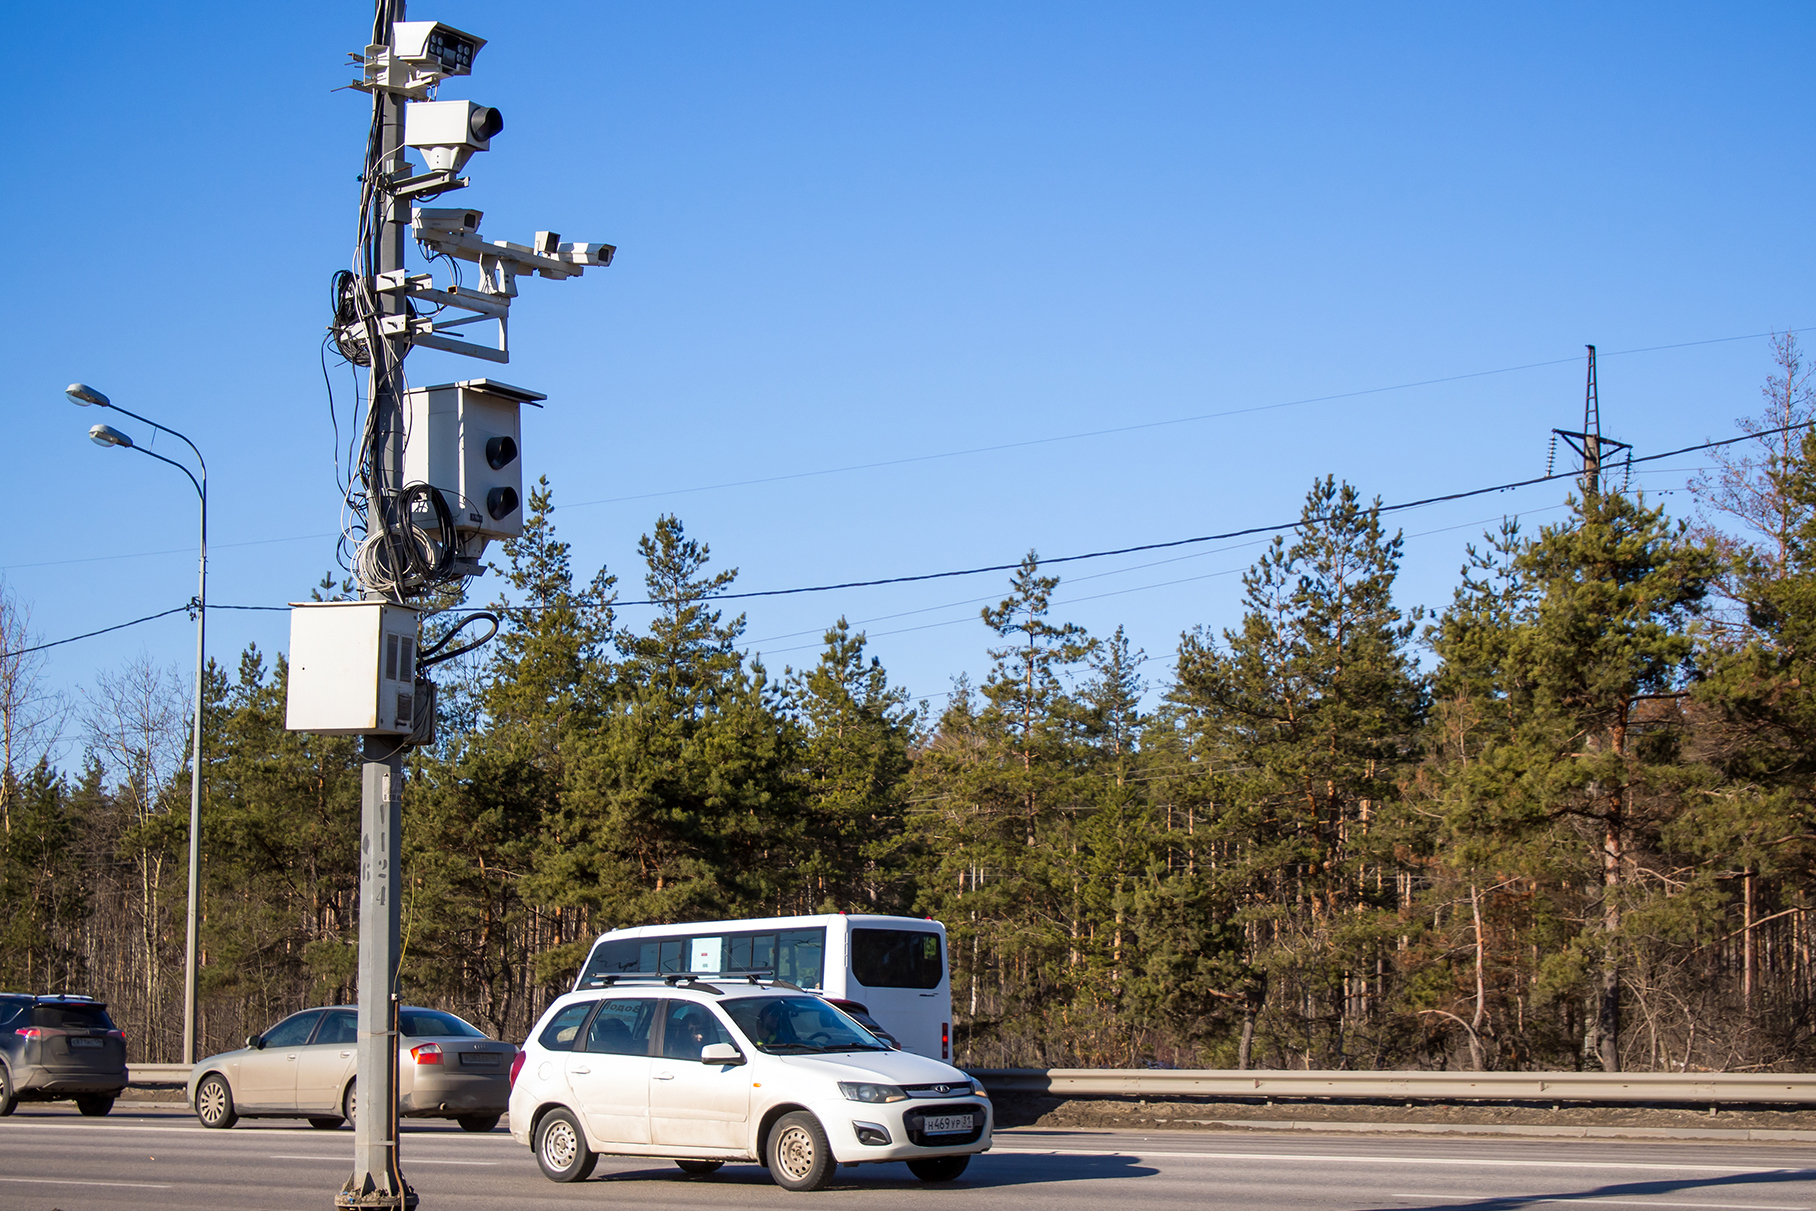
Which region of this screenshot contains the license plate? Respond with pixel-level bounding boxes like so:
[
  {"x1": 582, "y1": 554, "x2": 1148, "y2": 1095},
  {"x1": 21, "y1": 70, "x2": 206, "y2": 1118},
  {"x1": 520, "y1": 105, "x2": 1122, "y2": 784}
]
[
  {"x1": 70, "y1": 1038, "x2": 103, "y2": 1049},
  {"x1": 921, "y1": 1113, "x2": 972, "y2": 1134},
  {"x1": 458, "y1": 1052, "x2": 500, "y2": 1067}
]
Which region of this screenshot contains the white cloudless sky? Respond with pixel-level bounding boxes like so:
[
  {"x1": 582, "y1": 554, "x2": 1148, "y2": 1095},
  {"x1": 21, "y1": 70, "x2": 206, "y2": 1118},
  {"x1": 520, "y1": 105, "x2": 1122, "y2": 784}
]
[{"x1": 4, "y1": 1, "x2": 1812, "y2": 738}]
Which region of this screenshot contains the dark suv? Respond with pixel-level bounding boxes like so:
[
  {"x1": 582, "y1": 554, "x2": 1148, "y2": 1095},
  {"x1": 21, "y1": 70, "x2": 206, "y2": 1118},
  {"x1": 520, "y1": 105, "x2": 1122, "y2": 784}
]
[{"x1": 0, "y1": 995, "x2": 128, "y2": 1116}]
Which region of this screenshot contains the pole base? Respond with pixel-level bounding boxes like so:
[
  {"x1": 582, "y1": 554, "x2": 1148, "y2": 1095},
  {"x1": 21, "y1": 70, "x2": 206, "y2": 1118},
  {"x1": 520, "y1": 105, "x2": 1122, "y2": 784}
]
[{"x1": 336, "y1": 1178, "x2": 418, "y2": 1209}]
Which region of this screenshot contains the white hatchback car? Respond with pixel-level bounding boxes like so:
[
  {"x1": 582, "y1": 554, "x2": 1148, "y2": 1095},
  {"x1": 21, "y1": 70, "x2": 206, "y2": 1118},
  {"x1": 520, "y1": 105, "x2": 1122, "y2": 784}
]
[{"x1": 509, "y1": 977, "x2": 992, "y2": 1191}]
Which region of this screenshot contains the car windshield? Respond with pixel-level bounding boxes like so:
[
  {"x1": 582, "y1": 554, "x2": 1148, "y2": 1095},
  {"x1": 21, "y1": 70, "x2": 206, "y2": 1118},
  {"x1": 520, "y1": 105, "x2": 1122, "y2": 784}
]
[
  {"x1": 721, "y1": 996, "x2": 888, "y2": 1054},
  {"x1": 399, "y1": 1010, "x2": 486, "y2": 1039}
]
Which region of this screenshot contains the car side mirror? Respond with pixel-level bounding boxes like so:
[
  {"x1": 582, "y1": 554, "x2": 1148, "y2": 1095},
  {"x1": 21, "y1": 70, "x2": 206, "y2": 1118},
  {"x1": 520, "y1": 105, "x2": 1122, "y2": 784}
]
[
  {"x1": 246, "y1": 1035, "x2": 264, "y2": 1050},
  {"x1": 700, "y1": 1042, "x2": 744, "y2": 1066}
]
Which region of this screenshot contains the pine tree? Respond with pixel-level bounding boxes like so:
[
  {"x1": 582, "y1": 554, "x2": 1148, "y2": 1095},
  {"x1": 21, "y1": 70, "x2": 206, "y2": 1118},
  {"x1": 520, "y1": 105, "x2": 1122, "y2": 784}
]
[
  {"x1": 789, "y1": 618, "x2": 917, "y2": 914},
  {"x1": 1171, "y1": 478, "x2": 1424, "y2": 1068}
]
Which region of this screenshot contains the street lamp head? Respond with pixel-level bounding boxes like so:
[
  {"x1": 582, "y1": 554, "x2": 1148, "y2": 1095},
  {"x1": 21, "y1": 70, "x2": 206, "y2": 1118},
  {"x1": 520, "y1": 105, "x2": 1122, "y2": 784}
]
[
  {"x1": 89, "y1": 423, "x2": 133, "y2": 449},
  {"x1": 66, "y1": 382, "x2": 111, "y2": 408}
]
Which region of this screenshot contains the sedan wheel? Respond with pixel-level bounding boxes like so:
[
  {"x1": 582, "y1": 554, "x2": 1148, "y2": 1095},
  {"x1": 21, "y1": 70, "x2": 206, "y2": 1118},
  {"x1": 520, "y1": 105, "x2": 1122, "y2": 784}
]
[
  {"x1": 767, "y1": 1111, "x2": 835, "y2": 1192},
  {"x1": 76, "y1": 1095, "x2": 114, "y2": 1117},
  {"x1": 535, "y1": 1109, "x2": 597, "y2": 1183},
  {"x1": 308, "y1": 1117, "x2": 344, "y2": 1130},
  {"x1": 341, "y1": 1080, "x2": 356, "y2": 1127},
  {"x1": 195, "y1": 1075, "x2": 238, "y2": 1129}
]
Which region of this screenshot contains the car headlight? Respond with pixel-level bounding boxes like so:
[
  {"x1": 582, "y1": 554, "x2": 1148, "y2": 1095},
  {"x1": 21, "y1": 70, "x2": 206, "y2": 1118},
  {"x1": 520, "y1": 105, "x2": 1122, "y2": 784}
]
[{"x1": 838, "y1": 1081, "x2": 908, "y2": 1103}]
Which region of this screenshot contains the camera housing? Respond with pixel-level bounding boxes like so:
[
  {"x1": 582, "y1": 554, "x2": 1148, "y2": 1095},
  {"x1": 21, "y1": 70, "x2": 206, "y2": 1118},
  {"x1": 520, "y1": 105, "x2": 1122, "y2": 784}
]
[
  {"x1": 390, "y1": 21, "x2": 486, "y2": 76},
  {"x1": 405, "y1": 100, "x2": 505, "y2": 173}
]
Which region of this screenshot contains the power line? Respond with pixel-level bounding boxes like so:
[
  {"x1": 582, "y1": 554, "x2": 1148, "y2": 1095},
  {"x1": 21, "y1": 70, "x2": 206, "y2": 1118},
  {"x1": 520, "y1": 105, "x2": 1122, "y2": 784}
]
[
  {"x1": 553, "y1": 326, "x2": 1811, "y2": 513},
  {"x1": 0, "y1": 604, "x2": 193, "y2": 660},
  {"x1": 25, "y1": 421, "x2": 1807, "y2": 657},
  {"x1": 593, "y1": 420, "x2": 1813, "y2": 607}
]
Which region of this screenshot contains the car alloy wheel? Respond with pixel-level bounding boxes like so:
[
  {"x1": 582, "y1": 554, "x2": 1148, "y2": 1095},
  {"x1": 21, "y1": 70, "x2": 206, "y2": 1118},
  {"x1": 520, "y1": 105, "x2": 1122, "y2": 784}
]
[
  {"x1": 767, "y1": 1111, "x2": 835, "y2": 1192},
  {"x1": 195, "y1": 1075, "x2": 238, "y2": 1129},
  {"x1": 342, "y1": 1080, "x2": 356, "y2": 1127}
]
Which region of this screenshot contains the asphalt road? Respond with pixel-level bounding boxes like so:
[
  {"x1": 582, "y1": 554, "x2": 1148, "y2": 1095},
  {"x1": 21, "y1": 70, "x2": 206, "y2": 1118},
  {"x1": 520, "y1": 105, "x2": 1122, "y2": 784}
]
[{"x1": 2, "y1": 1106, "x2": 1815, "y2": 1211}]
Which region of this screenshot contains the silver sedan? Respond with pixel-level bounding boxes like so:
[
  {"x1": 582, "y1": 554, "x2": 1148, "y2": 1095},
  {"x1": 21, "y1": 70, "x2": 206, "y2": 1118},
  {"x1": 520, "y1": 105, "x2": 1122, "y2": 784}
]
[{"x1": 187, "y1": 1006, "x2": 516, "y2": 1133}]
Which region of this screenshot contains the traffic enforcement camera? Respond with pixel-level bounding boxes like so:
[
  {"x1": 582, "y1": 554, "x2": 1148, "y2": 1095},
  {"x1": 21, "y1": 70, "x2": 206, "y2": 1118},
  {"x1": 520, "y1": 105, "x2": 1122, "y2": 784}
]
[{"x1": 401, "y1": 378, "x2": 544, "y2": 542}]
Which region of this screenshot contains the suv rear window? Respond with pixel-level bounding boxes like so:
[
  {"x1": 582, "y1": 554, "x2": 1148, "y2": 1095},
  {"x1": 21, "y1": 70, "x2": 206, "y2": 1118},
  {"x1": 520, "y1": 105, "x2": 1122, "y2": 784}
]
[
  {"x1": 32, "y1": 1003, "x2": 115, "y2": 1031},
  {"x1": 850, "y1": 929, "x2": 943, "y2": 989}
]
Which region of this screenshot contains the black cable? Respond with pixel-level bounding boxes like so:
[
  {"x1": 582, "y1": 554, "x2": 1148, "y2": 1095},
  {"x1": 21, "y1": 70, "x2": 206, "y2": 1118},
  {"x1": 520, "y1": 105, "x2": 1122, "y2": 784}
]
[
  {"x1": 498, "y1": 418, "x2": 1816, "y2": 612},
  {"x1": 1, "y1": 604, "x2": 192, "y2": 659},
  {"x1": 418, "y1": 612, "x2": 500, "y2": 668}
]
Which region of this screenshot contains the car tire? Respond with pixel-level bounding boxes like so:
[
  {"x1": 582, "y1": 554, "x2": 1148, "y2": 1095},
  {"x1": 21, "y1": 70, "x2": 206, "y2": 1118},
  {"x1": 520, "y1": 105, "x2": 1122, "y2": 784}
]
[
  {"x1": 457, "y1": 1114, "x2": 500, "y2": 1134},
  {"x1": 675, "y1": 1159, "x2": 724, "y2": 1175},
  {"x1": 308, "y1": 1117, "x2": 344, "y2": 1130},
  {"x1": 535, "y1": 1109, "x2": 597, "y2": 1183},
  {"x1": 342, "y1": 1080, "x2": 356, "y2": 1127},
  {"x1": 195, "y1": 1074, "x2": 238, "y2": 1129},
  {"x1": 76, "y1": 1095, "x2": 114, "y2": 1117},
  {"x1": 0, "y1": 1065, "x2": 15, "y2": 1117},
  {"x1": 767, "y1": 1111, "x2": 836, "y2": 1192},
  {"x1": 907, "y1": 1155, "x2": 971, "y2": 1182}
]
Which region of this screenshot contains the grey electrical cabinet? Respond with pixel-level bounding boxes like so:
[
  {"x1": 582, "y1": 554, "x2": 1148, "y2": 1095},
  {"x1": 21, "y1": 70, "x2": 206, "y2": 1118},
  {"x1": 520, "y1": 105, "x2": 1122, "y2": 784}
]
[
  {"x1": 401, "y1": 378, "x2": 545, "y2": 541},
  {"x1": 285, "y1": 601, "x2": 423, "y2": 735}
]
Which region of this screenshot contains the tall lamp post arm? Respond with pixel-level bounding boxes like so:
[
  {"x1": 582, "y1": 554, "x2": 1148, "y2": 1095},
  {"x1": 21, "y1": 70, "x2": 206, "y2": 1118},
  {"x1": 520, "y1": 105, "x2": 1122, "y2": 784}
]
[{"x1": 106, "y1": 404, "x2": 208, "y2": 483}]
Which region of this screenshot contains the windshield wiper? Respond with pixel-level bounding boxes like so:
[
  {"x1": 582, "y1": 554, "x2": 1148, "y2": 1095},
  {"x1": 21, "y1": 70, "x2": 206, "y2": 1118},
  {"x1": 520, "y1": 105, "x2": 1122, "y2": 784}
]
[{"x1": 761, "y1": 1043, "x2": 817, "y2": 1054}]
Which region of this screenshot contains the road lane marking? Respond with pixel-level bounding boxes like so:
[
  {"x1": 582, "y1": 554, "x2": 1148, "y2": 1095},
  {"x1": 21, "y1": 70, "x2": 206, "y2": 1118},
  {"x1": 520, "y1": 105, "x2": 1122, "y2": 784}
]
[
  {"x1": 991, "y1": 1148, "x2": 1807, "y2": 1175},
  {"x1": 269, "y1": 1154, "x2": 497, "y2": 1165},
  {"x1": 1396, "y1": 1197, "x2": 1806, "y2": 1210},
  {"x1": 0, "y1": 1176, "x2": 174, "y2": 1189}
]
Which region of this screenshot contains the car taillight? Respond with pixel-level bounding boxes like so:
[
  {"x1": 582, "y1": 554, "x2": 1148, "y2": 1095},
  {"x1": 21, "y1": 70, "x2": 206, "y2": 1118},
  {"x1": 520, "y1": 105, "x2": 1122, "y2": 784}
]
[
  {"x1": 411, "y1": 1042, "x2": 443, "y2": 1065},
  {"x1": 14, "y1": 1028, "x2": 43, "y2": 1040},
  {"x1": 509, "y1": 1052, "x2": 526, "y2": 1088},
  {"x1": 941, "y1": 1022, "x2": 949, "y2": 1060}
]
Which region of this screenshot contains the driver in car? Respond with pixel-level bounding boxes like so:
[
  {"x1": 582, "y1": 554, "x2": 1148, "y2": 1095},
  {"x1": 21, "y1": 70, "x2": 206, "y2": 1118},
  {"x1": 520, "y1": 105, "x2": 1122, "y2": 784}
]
[{"x1": 753, "y1": 1001, "x2": 800, "y2": 1048}]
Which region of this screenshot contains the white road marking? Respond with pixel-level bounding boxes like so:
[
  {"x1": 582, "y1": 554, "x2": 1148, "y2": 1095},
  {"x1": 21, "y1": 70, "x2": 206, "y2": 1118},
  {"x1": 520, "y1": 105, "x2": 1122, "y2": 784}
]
[
  {"x1": 268, "y1": 1154, "x2": 497, "y2": 1165},
  {"x1": 992, "y1": 1148, "x2": 1806, "y2": 1175},
  {"x1": 1396, "y1": 1196, "x2": 1806, "y2": 1210},
  {"x1": 0, "y1": 1176, "x2": 174, "y2": 1189}
]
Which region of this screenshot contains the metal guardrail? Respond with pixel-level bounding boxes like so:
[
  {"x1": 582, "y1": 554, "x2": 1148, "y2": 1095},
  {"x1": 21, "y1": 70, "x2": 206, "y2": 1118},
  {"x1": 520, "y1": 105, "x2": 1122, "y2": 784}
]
[
  {"x1": 969, "y1": 1068, "x2": 1816, "y2": 1105},
  {"x1": 129, "y1": 1061, "x2": 1816, "y2": 1105},
  {"x1": 127, "y1": 1064, "x2": 192, "y2": 1086}
]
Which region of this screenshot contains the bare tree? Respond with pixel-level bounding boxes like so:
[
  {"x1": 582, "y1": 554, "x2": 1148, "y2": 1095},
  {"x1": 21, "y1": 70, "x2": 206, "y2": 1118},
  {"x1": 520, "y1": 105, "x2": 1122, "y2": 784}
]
[
  {"x1": 82, "y1": 654, "x2": 190, "y2": 1058},
  {"x1": 1690, "y1": 331, "x2": 1816, "y2": 630},
  {"x1": 0, "y1": 580, "x2": 70, "y2": 834}
]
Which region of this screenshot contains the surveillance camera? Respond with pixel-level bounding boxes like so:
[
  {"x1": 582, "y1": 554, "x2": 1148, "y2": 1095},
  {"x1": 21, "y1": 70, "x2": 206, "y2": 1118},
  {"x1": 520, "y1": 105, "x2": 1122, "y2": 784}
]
[
  {"x1": 405, "y1": 100, "x2": 505, "y2": 174},
  {"x1": 413, "y1": 207, "x2": 484, "y2": 235},
  {"x1": 390, "y1": 21, "x2": 486, "y2": 76}
]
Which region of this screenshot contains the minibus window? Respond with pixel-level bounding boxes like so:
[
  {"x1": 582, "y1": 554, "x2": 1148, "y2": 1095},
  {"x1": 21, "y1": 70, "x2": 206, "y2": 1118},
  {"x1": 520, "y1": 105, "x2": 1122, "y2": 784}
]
[
  {"x1": 778, "y1": 929, "x2": 824, "y2": 989},
  {"x1": 851, "y1": 929, "x2": 943, "y2": 989}
]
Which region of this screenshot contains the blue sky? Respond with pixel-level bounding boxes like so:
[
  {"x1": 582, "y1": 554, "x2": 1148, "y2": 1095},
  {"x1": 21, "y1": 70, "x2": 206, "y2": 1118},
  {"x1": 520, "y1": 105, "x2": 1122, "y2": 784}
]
[{"x1": 4, "y1": 2, "x2": 1812, "y2": 739}]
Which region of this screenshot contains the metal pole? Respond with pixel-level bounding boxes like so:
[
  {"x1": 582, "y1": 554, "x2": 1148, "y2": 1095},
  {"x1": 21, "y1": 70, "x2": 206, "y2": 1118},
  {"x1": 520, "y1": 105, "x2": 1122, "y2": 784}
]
[
  {"x1": 182, "y1": 473, "x2": 206, "y2": 1065},
  {"x1": 342, "y1": 0, "x2": 415, "y2": 1203}
]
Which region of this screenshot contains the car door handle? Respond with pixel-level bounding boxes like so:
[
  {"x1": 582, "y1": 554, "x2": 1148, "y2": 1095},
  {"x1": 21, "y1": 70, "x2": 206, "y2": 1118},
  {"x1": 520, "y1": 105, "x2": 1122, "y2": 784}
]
[
  {"x1": 570, "y1": 1065, "x2": 591, "y2": 1074},
  {"x1": 339, "y1": 1051, "x2": 352, "y2": 1058},
  {"x1": 653, "y1": 1071, "x2": 675, "y2": 1081},
  {"x1": 286, "y1": 1054, "x2": 298, "y2": 1061}
]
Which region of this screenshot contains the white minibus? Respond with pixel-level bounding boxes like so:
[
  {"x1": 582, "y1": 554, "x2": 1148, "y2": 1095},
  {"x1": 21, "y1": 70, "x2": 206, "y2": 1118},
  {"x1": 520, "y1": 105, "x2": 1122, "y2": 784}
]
[{"x1": 573, "y1": 913, "x2": 953, "y2": 1062}]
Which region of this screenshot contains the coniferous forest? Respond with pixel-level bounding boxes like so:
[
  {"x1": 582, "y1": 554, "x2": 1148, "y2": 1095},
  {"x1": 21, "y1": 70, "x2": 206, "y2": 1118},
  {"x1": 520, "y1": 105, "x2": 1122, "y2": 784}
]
[{"x1": 6, "y1": 340, "x2": 1816, "y2": 1075}]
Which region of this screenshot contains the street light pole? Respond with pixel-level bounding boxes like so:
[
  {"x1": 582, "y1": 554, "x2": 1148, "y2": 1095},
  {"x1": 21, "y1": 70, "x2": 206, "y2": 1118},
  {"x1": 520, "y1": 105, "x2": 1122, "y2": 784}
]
[{"x1": 70, "y1": 386, "x2": 208, "y2": 1068}]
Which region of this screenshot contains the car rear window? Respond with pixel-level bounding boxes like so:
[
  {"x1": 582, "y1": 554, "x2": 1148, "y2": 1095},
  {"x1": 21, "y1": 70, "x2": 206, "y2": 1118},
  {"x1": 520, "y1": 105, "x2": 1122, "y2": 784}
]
[
  {"x1": 539, "y1": 1002, "x2": 593, "y2": 1051},
  {"x1": 32, "y1": 1003, "x2": 115, "y2": 1031},
  {"x1": 398, "y1": 1010, "x2": 485, "y2": 1039},
  {"x1": 850, "y1": 929, "x2": 943, "y2": 989}
]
